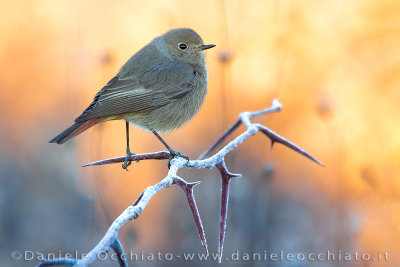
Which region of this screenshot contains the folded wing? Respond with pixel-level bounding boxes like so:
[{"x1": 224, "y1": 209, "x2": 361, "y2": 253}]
[{"x1": 75, "y1": 61, "x2": 194, "y2": 123}]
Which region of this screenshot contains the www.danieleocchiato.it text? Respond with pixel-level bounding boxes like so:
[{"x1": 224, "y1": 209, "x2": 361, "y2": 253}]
[{"x1": 10, "y1": 250, "x2": 390, "y2": 263}]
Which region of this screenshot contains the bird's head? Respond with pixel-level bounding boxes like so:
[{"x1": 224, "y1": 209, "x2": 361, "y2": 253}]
[{"x1": 162, "y1": 28, "x2": 215, "y2": 65}]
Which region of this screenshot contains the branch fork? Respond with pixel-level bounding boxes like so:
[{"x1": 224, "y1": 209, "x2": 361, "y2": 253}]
[{"x1": 37, "y1": 99, "x2": 322, "y2": 267}]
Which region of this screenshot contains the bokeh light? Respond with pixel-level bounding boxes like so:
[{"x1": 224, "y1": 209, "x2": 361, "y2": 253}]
[{"x1": 1, "y1": 0, "x2": 400, "y2": 266}]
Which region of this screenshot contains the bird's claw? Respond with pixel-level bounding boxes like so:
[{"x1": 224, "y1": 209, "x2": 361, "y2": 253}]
[
  {"x1": 168, "y1": 150, "x2": 189, "y2": 168},
  {"x1": 122, "y1": 151, "x2": 139, "y2": 171}
]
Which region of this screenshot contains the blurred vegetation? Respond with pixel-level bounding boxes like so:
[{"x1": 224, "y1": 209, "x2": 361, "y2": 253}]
[{"x1": 1, "y1": 0, "x2": 400, "y2": 266}]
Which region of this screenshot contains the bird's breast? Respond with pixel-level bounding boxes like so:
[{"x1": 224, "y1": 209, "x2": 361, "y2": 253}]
[{"x1": 128, "y1": 69, "x2": 208, "y2": 132}]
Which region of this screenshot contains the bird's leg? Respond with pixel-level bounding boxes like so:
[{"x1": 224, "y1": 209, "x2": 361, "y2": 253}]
[
  {"x1": 152, "y1": 131, "x2": 189, "y2": 168},
  {"x1": 122, "y1": 121, "x2": 139, "y2": 170}
]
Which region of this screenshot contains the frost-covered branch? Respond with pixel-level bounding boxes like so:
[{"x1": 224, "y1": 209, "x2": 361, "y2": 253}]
[{"x1": 36, "y1": 99, "x2": 322, "y2": 267}]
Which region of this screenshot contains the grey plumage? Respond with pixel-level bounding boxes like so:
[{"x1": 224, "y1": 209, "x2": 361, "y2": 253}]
[{"x1": 49, "y1": 27, "x2": 213, "y2": 145}]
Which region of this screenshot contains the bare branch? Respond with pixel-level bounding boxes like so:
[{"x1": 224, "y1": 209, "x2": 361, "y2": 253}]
[
  {"x1": 35, "y1": 255, "x2": 76, "y2": 267},
  {"x1": 216, "y1": 161, "x2": 241, "y2": 262},
  {"x1": 197, "y1": 119, "x2": 241, "y2": 160},
  {"x1": 110, "y1": 238, "x2": 127, "y2": 267},
  {"x1": 257, "y1": 124, "x2": 323, "y2": 166},
  {"x1": 39, "y1": 99, "x2": 322, "y2": 266},
  {"x1": 72, "y1": 161, "x2": 186, "y2": 267},
  {"x1": 198, "y1": 98, "x2": 282, "y2": 160},
  {"x1": 173, "y1": 177, "x2": 208, "y2": 254},
  {"x1": 82, "y1": 151, "x2": 169, "y2": 167}
]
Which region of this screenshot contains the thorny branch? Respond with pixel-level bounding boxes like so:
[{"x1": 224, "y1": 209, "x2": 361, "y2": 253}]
[{"x1": 36, "y1": 99, "x2": 322, "y2": 267}]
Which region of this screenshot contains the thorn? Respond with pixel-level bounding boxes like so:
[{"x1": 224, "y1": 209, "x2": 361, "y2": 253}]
[
  {"x1": 227, "y1": 172, "x2": 241, "y2": 179},
  {"x1": 270, "y1": 140, "x2": 275, "y2": 150},
  {"x1": 187, "y1": 181, "x2": 201, "y2": 188}
]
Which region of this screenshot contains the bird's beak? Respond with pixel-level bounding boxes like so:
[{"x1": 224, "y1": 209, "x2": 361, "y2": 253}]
[{"x1": 201, "y1": 44, "x2": 216, "y2": 50}]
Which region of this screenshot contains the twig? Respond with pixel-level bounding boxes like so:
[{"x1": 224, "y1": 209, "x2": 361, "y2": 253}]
[
  {"x1": 198, "y1": 98, "x2": 283, "y2": 160},
  {"x1": 215, "y1": 161, "x2": 240, "y2": 262},
  {"x1": 35, "y1": 254, "x2": 76, "y2": 267},
  {"x1": 82, "y1": 151, "x2": 169, "y2": 167},
  {"x1": 197, "y1": 119, "x2": 241, "y2": 160},
  {"x1": 110, "y1": 238, "x2": 127, "y2": 267},
  {"x1": 173, "y1": 178, "x2": 207, "y2": 254},
  {"x1": 37, "y1": 99, "x2": 322, "y2": 266}
]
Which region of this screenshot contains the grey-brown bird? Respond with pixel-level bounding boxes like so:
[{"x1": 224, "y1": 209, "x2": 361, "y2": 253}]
[{"x1": 49, "y1": 28, "x2": 215, "y2": 169}]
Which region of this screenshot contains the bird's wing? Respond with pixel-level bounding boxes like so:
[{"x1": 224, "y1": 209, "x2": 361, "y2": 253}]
[{"x1": 75, "y1": 61, "x2": 194, "y2": 122}]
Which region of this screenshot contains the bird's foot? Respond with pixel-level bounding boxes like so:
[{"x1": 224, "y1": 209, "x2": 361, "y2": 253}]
[
  {"x1": 168, "y1": 149, "x2": 189, "y2": 168},
  {"x1": 122, "y1": 151, "x2": 139, "y2": 171}
]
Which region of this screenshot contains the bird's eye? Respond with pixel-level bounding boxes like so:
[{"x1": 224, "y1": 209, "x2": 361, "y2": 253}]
[{"x1": 178, "y1": 43, "x2": 187, "y2": 50}]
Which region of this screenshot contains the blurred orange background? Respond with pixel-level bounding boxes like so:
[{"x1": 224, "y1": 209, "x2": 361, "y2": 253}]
[{"x1": 1, "y1": 0, "x2": 400, "y2": 266}]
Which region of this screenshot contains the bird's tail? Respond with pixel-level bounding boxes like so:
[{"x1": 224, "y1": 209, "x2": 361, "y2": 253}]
[{"x1": 49, "y1": 118, "x2": 104, "y2": 144}]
